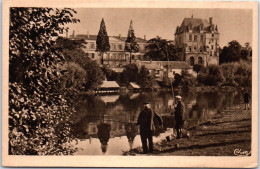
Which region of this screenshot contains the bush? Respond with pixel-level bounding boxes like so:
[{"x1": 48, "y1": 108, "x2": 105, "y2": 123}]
[
  {"x1": 198, "y1": 65, "x2": 224, "y2": 86},
  {"x1": 220, "y1": 61, "x2": 252, "y2": 87},
  {"x1": 59, "y1": 62, "x2": 87, "y2": 92},
  {"x1": 173, "y1": 70, "x2": 196, "y2": 88},
  {"x1": 102, "y1": 65, "x2": 120, "y2": 82},
  {"x1": 137, "y1": 66, "x2": 156, "y2": 89}
]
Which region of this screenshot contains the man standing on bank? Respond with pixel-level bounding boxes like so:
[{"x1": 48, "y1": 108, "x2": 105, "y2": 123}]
[
  {"x1": 174, "y1": 95, "x2": 185, "y2": 139},
  {"x1": 137, "y1": 102, "x2": 163, "y2": 154}
]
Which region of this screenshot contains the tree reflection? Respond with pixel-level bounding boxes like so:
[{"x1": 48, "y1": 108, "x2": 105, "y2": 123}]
[
  {"x1": 97, "y1": 123, "x2": 111, "y2": 153},
  {"x1": 125, "y1": 123, "x2": 138, "y2": 150}
]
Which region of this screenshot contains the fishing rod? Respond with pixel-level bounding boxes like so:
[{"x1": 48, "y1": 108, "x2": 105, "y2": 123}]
[{"x1": 165, "y1": 42, "x2": 175, "y2": 102}]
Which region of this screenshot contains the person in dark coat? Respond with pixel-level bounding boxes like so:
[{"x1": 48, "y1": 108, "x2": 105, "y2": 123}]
[
  {"x1": 243, "y1": 89, "x2": 251, "y2": 110},
  {"x1": 137, "y1": 102, "x2": 163, "y2": 154},
  {"x1": 174, "y1": 95, "x2": 185, "y2": 139}
]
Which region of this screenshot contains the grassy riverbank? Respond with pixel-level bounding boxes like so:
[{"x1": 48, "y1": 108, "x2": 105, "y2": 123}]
[{"x1": 124, "y1": 105, "x2": 251, "y2": 156}]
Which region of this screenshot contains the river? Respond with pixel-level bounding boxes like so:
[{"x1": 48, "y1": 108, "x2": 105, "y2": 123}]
[{"x1": 71, "y1": 89, "x2": 242, "y2": 155}]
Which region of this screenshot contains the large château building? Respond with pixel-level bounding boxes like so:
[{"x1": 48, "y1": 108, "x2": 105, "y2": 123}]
[
  {"x1": 174, "y1": 16, "x2": 220, "y2": 66},
  {"x1": 69, "y1": 32, "x2": 147, "y2": 72}
]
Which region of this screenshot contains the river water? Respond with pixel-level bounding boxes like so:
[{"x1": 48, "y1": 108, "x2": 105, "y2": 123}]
[{"x1": 71, "y1": 89, "x2": 242, "y2": 155}]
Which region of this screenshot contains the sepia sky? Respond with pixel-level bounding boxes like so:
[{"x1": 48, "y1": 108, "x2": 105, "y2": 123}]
[{"x1": 66, "y1": 8, "x2": 252, "y2": 47}]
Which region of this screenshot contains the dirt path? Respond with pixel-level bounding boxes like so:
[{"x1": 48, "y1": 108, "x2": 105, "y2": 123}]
[{"x1": 124, "y1": 105, "x2": 251, "y2": 156}]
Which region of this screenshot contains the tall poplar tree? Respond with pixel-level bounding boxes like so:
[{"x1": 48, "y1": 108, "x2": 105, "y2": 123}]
[
  {"x1": 96, "y1": 18, "x2": 110, "y2": 65},
  {"x1": 125, "y1": 20, "x2": 139, "y2": 64}
]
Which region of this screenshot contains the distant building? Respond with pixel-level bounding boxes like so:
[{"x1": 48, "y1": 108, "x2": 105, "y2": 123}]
[
  {"x1": 136, "y1": 61, "x2": 192, "y2": 80},
  {"x1": 69, "y1": 33, "x2": 147, "y2": 71},
  {"x1": 174, "y1": 15, "x2": 220, "y2": 66},
  {"x1": 128, "y1": 82, "x2": 141, "y2": 91},
  {"x1": 97, "y1": 81, "x2": 120, "y2": 93}
]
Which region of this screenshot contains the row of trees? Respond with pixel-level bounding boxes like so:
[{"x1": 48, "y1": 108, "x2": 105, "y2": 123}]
[{"x1": 96, "y1": 19, "x2": 139, "y2": 64}]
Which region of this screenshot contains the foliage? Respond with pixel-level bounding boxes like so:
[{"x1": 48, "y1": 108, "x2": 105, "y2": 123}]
[
  {"x1": 55, "y1": 37, "x2": 105, "y2": 91},
  {"x1": 137, "y1": 66, "x2": 156, "y2": 89},
  {"x1": 145, "y1": 36, "x2": 179, "y2": 61},
  {"x1": 83, "y1": 59, "x2": 105, "y2": 90},
  {"x1": 125, "y1": 20, "x2": 139, "y2": 63},
  {"x1": 120, "y1": 64, "x2": 139, "y2": 84},
  {"x1": 96, "y1": 18, "x2": 110, "y2": 64},
  {"x1": 101, "y1": 65, "x2": 120, "y2": 82},
  {"x1": 59, "y1": 62, "x2": 87, "y2": 92},
  {"x1": 220, "y1": 61, "x2": 252, "y2": 87},
  {"x1": 241, "y1": 42, "x2": 252, "y2": 61},
  {"x1": 160, "y1": 75, "x2": 172, "y2": 88},
  {"x1": 9, "y1": 7, "x2": 79, "y2": 155},
  {"x1": 173, "y1": 70, "x2": 196, "y2": 87},
  {"x1": 198, "y1": 65, "x2": 224, "y2": 86},
  {"x1": 219, "y1": 41, "x2": 252, "y2": 64},
  {"x1": 192, "y1": 64, "x2": 204, "y2": 77},
  {"x1": 55, "y1": 36, "x2": 87, "y2": 61}
]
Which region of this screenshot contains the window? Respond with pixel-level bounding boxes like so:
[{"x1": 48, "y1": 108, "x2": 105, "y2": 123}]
[
  {"x1": 194, "y1": 46, "x2": 197, "y2": 50},
  {"x1": 113, "y1": 44, "x2": 116, "y2": 50},
  {"x1": 189, "y1": 46, "x2": 192, "y2": 52},
  {"x1": 212, "y1": 34, "x2": 214, "y2": 37},
  {"x1": 198, "y1": 57, "x2": 203, "y2": 65},
  {"x1": 200, "y1": 35, "x2": 203, "y2": 41},
  {"x1": 118, "y1": 44, "x2": 122, "y2": 50},
  {"x1": 189, "y1": 34, "x2": 192, "y2": 41},
  {"x1": 190, "y1": 57, "x2": 195, "y2": 66},
  {"x1": 92, "y1": 53, "x2": 95, "y2": 59},
  {"x1": 194, "y1": 35, "x2": 197, "y2": 42},
  {"x1": 211, "y1": 45, "x2": 214, "y2": 50},
  {"x1": 91, "y1": 43, "x2": 95, "y2": 49},
  {"x1": 210, "y1": 51, "x2": 212, "y2": 56},
  {"x1": 112, "y1": 53, "x2": 116, "y2": 60}
]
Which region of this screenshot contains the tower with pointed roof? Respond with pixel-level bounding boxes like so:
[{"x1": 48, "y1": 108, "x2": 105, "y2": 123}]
[{"x1": 174, "y1": 16, "x2": 219, "y2": 66}]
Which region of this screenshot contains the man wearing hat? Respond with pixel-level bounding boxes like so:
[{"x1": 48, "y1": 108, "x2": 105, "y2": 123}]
[
  {"x1": 137, "y1": 102, "x2": 163, "y2": 154},
  {"x1": 174, "y1": 95, "x2": 185, "y2": 139}
]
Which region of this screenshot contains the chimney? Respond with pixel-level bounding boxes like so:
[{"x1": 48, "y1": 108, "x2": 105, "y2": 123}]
[
  {"x1": 144, "y1": 35, "x2": 146, "y2": 40},
  {"x1": 209, "y1": 17, "x2": 213, "y2": 25},
  {"x1": 119, "y1": 34, "x2": 121, "y2": 38},
  {"x1": 87, "y1": 31, "x2": 89, "y2": 38},
  {"x1": 72, "y1": 30, "x2": 75, "y2": 37}
]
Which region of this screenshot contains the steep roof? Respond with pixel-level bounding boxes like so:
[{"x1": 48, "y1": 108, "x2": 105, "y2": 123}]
[
  {"x1": 160, "y1": 61, "x2": 192, "y2": 69},
  {"x1": 129, "y1": 82, "x2": 141, "y2": 89},
  {"x1": 100, "y1": 81, "x2": 120, "y2": 88},
  {"x1": 176, "y1": 17, "x2": 217, "y2": 34},
  {"x1": 139, "y1": 61, "x2": 162, "y2": 70}
]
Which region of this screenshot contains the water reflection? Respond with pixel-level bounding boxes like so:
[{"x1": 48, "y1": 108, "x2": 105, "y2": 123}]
[
  {"x1": 97, "y1": 123, "x2": 111, "y2": 153},
  {"x1": 72, "y1": 90, "x2": 243, "y2": 155}
]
